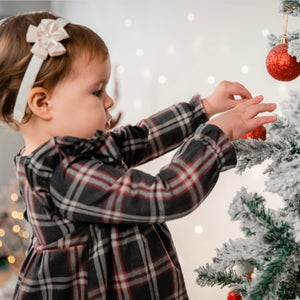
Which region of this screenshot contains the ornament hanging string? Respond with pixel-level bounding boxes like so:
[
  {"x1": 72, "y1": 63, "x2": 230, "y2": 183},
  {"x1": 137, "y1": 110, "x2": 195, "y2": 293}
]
[{"x1": 282, "y1": 5, "x2": 297, "y2": 43}]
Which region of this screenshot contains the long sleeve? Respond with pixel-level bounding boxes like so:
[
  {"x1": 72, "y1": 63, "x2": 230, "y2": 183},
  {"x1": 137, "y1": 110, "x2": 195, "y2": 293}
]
[
  {"x1": 50, "y1": 124, "x2": 236, "y2": 224},
  {"x1": 111, "y1": 94, "x2": 208, "y2": 168},
  {"x1": 14, "y1": 98, "x2": 236, "y2": 300}
]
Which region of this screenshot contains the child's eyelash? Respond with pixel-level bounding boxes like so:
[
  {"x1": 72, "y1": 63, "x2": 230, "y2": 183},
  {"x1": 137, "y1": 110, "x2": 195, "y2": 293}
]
[{"x1": 93, "y1": 90, "x2": 103, "y2": 97}]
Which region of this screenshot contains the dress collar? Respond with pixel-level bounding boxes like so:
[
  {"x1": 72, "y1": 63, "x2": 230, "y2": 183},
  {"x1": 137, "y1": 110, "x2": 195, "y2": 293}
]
[{"x1": 15, "y1": 130, "x2": 122, "y2": 181}]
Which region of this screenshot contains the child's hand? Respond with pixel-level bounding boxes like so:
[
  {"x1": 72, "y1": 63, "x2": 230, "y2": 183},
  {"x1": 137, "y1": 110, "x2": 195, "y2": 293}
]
[
  {"x1": 202, "y1": 81, "x2": 252, "y2": 117},
  {"x1": 207, "y1": 95, "x2": 277, "y2": 141}
]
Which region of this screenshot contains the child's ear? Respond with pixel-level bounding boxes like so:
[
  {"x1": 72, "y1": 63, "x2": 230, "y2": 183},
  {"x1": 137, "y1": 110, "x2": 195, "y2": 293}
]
[{"x1": 27, "y1": 87, "x2": 52, "y2": 120}]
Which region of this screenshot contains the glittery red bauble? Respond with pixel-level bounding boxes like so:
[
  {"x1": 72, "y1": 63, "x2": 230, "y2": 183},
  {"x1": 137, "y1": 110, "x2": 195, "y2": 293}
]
[
  {"x1": 227, "y1": 290, "x2": 242, "y2": 300},
  {"x1": 242, "y1": 125, "x2": 266, "y2": 140},
  {"x1": 266, "y1": 43, "x2": 300, "y2": 81}
]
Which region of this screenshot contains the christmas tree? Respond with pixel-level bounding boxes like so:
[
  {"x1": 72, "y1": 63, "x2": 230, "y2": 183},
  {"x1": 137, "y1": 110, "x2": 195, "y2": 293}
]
[{"x1": 195, "y1": 1, "x2": 300, "y2": 299}]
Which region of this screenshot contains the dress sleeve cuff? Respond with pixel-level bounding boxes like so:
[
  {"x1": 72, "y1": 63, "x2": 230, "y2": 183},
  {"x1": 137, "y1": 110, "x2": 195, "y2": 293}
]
[
  {"x1": 194, "y1": 124, "x2": 237, "y2": 171},
  {"x1": 188, "y1": 94, "x2": 209, "y2": 127}
]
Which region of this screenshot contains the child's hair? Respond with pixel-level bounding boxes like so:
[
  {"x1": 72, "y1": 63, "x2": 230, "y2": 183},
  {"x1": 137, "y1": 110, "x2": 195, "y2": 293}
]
[{"x1": 0, "y1": 11, "x2": 109, "y2": 129}]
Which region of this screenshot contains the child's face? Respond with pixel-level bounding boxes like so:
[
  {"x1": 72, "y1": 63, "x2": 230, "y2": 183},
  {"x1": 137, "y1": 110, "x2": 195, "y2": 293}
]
[{"x1": 48, "y1": 55, "x2": 114, "y2": 139}]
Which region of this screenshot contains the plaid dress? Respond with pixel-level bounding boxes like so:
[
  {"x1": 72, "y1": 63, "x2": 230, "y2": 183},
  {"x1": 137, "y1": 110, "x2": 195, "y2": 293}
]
[{"x1": 13, "y1": 95, "x2": 236, "y2": 300}]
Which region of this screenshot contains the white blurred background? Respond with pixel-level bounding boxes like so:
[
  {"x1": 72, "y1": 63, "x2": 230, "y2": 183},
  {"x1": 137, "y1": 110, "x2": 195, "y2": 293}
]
[{"x1": 0, "y1": 0, "x2": 299, "y2": 298}]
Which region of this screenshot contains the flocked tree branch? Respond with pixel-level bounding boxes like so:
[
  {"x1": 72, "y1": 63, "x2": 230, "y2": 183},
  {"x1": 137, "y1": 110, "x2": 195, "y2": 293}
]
[{"x1": 196, "y1": 8, "x2": 300, "y2": 295}]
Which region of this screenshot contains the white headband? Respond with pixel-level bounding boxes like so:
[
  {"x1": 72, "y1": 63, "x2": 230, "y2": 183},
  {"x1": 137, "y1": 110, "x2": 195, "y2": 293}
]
[{"x1": 12, "y1": 18, "x2": 69, "y2": 122}]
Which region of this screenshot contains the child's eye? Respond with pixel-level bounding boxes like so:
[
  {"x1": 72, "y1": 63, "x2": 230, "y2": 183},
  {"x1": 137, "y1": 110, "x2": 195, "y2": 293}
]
[{"x1": 93, "y1": 90, "x2": 103, "y2": 97}]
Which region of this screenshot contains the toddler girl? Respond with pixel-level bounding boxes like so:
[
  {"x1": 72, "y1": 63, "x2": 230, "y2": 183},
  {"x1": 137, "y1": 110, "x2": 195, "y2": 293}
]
[{"x1": 0, "y1": 11, "x2": 276, "y2": 300}]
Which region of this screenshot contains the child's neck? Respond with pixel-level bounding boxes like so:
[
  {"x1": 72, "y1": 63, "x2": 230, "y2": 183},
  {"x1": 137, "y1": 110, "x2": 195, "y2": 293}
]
[
  {"x1": 22, "y1": 138, "x2": 50, "y2": 156},
  {"x1": 20, "y1": 119, "x2": 52, "y2": 156}
]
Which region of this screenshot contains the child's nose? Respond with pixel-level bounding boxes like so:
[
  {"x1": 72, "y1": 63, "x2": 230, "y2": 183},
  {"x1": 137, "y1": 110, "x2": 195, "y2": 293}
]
[{"x1": 105, "y1": 95, "x2": 114, "y2": 109}]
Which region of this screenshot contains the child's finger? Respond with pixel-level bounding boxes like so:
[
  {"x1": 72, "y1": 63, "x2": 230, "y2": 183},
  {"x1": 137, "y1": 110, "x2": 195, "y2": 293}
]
[
  {"x1": 247, "y1": 102, "x2": 277, "y2": 118},
  {"x1": 249, "y1": 115, "x2": 277, "y2": 129},
  {"x1": 249, "y1": 95, "x2": 264, "y2": 104},
  {"x1": 238, "y1": 95, "x2": 264, "y2": 108},
  {"x1": 228, "y1": 82, "x2": 252, "y2": 99},
  {"x1": 229, "y1": 95, "x2": 263, "y2": 109}
]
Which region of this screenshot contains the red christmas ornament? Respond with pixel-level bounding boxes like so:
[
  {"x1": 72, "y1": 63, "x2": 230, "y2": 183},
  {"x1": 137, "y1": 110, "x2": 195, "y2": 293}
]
[
  {"x1": 266, "y1": 43, "x2": 300, "y2": 81},
  {"x1": 227, "y1": 290, "x2": 242, "y2": 300},
  {"x1": 242, "y1": 125, "x2": 266, "y2": 140}
]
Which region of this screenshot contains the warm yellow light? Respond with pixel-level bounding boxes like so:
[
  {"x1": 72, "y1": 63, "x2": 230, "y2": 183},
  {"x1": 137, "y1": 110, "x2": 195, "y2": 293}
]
[
  {"x1": 0, "y1": 229, "x2": 5, "y2": 237},
  {"x1": 10, "y1": 193, "x2": 18, "y2": 201},
  {"x1": 12, "y1": 225, "x2": 21, "y2": 233},
  {"x1": 11, "y1": 211, "x2": 18, "y2": 218},
  {"x1": 18, "y1": 212, "x2": 24, "y2": 220},
  {"x1": 22, "y1": 231, "x2": 30, "y2": 239},
  {"x1": 8, "y1": 256, "x2": 15, "y2": 264},
  {"x1": 0, "y1": 241, "x2": 2, "y2": 247}
]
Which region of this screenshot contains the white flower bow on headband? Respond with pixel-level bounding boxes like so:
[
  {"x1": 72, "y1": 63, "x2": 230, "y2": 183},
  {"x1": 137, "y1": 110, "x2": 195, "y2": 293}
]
[
  {"x1": 27, "y1": 18, "x2": 69, "y2": 59},
  {"x1": 13, "y1": 18, "x2": 69, "y2": 122}
]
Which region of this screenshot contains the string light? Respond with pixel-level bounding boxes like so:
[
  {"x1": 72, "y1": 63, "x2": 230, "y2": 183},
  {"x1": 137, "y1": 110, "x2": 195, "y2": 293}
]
[
  {"x1": 22, "y1": 231, "x2": 30, "y2": 239},
  {"x1": 143, "y1": 68, "x2": 152, "y2": 78},
  {"x1": 117, "y1": 65, "x2": 125, "y2": 74},
  {"x1": 167, "y1": 45, "x2": 176, "y2": 56},
  {"x1": 194, "y1": 225, "x2": 203, "y2": 235},
  {"x1": 261, "y1": 28, "x2": 270, "y2": 37},
  {"x1": 10, "y1": 193, "x2": 18, "y2": 201},
  {"x1": 158, "y1": 75, "x2": 167, "y2": 85},
  {"x1": 0, "y1": 182, "x2": 29, "y2": 265},
  {"x1": 134, "y1": 99, "x2": 143, "y2": 110},
  {"x1": 11, "y1": 210, "x2": 18, "y2": 219},
  {"x1": 124, "y1": 18, "x2": 133, "y2": 28},
  {"x1": 187, "y1": 13, "x2": 195, "y2": 22},
  {"x1": 12, "y1": 225, "x2": 20, "y2": 233},
  {"x1": 241, "y1": 65, "x2": 249, "y2": 73},
  {"x1": 18, "y1": 212, "x2": 24, "y2": 220},
  {"x1": 207, "y1": 76, "x2": 215, "y2": 84},
  {"x1": 136, "y1": 48, "x2": 144, "y2": 57},
  {"x1": 7, "y1": 256, "x2": 15, "y2": 264}
]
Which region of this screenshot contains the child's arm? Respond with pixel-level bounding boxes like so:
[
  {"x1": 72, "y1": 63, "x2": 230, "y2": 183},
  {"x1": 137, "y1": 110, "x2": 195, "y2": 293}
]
[
  {"x1": 50, "y1": 124, "x2": 235, "y2": 224},
  {"x1": 49, "y1": 96, "x2": 276, "y2": 224},
  {"x1": 111, "y1": 94, "x2": 208, "y2": 167},
  {"x1": 111, "y1": 81, "x2": 253, "y2": 168}
]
